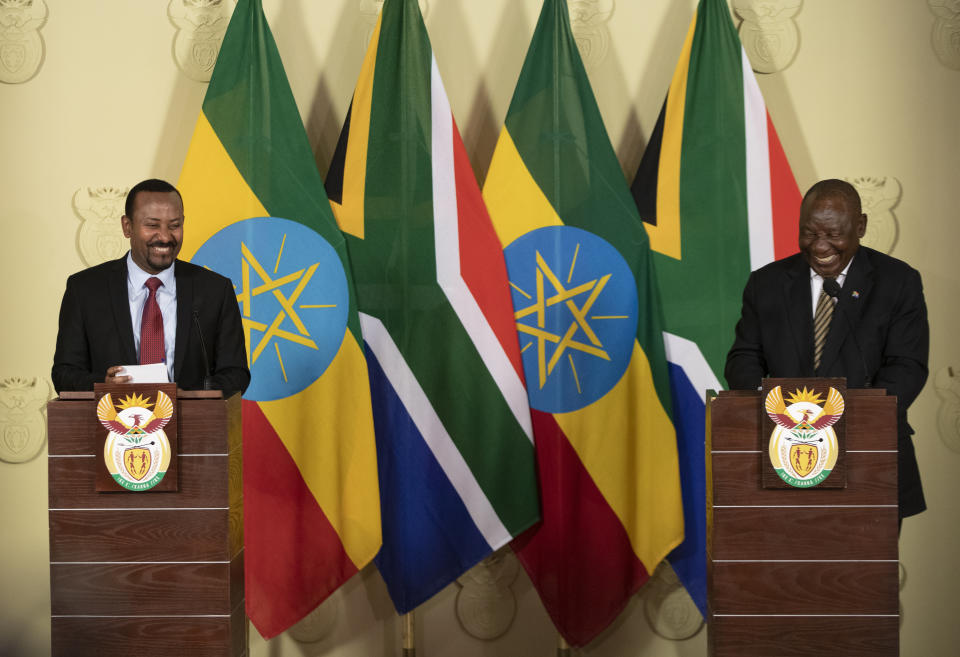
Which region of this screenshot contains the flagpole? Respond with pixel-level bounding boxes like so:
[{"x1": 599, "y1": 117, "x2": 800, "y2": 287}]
[
  {"x1": 557, "y1": 634, "x2": 572, "y2": 656},
  {"x1": 402, "y1": 610, "x2": 416, "y2": 656}
]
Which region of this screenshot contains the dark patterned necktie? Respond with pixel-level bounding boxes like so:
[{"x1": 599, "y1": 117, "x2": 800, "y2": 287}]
[
  {"x1": 813, "y1": 289, "x2": 834, "y2": 370},
  {"x1": 140, "y1": 277, "x2": 165, "y2": 365}
]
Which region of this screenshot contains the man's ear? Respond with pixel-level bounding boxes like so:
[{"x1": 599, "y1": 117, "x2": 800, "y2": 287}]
[
  {"x1": 857, "y1": 213, "x2": 867, "y2": 239},
  {"x1": 121, "y1": 215, "x2": 133, "y2": 238}
]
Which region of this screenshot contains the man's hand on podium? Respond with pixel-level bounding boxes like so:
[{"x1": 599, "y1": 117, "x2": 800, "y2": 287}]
[{"x1": 104, "y1": 365, "x2": 132, "y2": 385}]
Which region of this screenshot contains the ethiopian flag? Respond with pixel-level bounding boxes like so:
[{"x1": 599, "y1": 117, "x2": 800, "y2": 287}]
[
  {"x1": 482, "y1": 0, "x2": 683, "y2": 646},
  {"x1": 630, "y1": 0, "x2": 801, "y2": 615},
  {"x1": 324, "y1": 0, "x2": 539, "y2": 613},
  {"x1": 176, "y1": 0, "x2": 379, "y2": 638}
]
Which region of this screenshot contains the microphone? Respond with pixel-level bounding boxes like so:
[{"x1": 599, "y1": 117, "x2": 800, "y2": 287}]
[
  {"x1": 822, "y1": 278, "x2": 871, "y2": 388},
  {"x1": 822, "y1": 277, "x2": 841, "y2": 297},
  {"x1": 192, "y1": 310, "x2": 214, "y2": 390}
]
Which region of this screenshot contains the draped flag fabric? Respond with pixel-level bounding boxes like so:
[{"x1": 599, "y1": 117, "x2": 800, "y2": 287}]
[
  {"x1": 482, "y1": 0, "x2": 684, "y2": 646},
  {"x1": 630, "y1": 0, "x2": 801, "y2": 616},
  {"x1": 324, "y1": 0, "x2": 539, "y2": 613},
  {"x1": 176, "y1": 0, "x2": 380, "y2": 638}
]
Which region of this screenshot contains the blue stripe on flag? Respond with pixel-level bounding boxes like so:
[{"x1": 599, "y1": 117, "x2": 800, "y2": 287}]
[
  {"x1": 365, "y1": 344, "x2": 493, "y2": 612},
  {"x1": 666, "y1": 362, "x2": 708, "y2": 617}
]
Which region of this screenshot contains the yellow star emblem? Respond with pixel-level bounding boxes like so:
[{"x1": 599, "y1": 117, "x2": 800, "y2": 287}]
[
  {"x1": 233, "y1": 235, "x2": 336, "y2": 381},
  {"x1": 511, "y1": 248, "x2": 625, "y2": 391}
]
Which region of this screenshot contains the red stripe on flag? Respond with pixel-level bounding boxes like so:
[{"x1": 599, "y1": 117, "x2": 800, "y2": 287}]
[
  {"x1": 451, "y1": 116, "x2": 526, "y2": 382},
  {"x1": 243, "y1": 400, "x2": 359, "y2": 638},
  {"x1": 766, "y1": 112, "x2": 801, "y2": 260},
  {"x1": 511, "y1": 410, "x2": 649, "y2": 647}
]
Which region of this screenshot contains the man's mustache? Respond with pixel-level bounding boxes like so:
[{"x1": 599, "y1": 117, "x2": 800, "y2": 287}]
[{"x1": 147, "y1": 240, "x2": 178, "y2": 248}]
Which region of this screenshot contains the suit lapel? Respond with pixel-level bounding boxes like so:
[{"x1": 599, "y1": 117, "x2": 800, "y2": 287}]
[
  {"x1": 818, "y1": 249, "x2": 874, "y2": 375},
  {"x1": 174, "y1": 261, "x2": 193, "y2": 382},
  {"x1": 110, "y1": 257, "x2": 137, "y2": 363},
  {"x1": 784, "y1": 256, "x2": 814, "y2": 375}
]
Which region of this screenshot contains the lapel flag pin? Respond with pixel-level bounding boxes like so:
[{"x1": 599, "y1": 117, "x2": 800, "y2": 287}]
[{"x1": 852, "y1": 290, "x2": 860, "y2": 298}]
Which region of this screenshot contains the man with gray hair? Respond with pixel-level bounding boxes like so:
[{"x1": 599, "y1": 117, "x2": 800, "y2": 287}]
[{"x1": 725, "y1": 179, "x2": 928, "y2": 519}]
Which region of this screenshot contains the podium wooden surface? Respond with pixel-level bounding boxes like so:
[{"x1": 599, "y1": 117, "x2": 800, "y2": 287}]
[
  {"x1": 47, "y1": 391, "x2": 246, "y2": 657},
  {"x1": 707, "y1": 388, "x2": 899, "y2": 657}
]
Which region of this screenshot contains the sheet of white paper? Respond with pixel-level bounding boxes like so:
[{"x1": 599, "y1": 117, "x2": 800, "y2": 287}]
[{"x1": 120, "y1": 363, "x2": 170, "y2": 384}]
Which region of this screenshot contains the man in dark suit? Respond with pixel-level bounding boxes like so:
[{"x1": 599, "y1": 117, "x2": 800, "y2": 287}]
[
  {"x1": 53, "y1": 179, "x2": 250, "y2": 396},
  {"x1": 725, "y1": 179, "x2": 928, "y2": 518}
]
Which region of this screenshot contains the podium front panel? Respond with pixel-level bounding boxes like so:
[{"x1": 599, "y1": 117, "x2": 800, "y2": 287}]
[
  {"x1": 707, "y1": 389, "x2": 899, "y2": 657},
  {"x1": 48, "y1": 393, "x2": 246, "y2": 657},
  {"x1": 710, "y1": 616, "x2": 900, "y2": 657}
]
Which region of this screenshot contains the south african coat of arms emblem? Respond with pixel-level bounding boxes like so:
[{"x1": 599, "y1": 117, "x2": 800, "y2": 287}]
[
  {"x1": 765, "y1": 385, "x2": 844, "y2": 487},
  {"x1": 98, "y1": 391, "x2": 173, "y2": 491}
]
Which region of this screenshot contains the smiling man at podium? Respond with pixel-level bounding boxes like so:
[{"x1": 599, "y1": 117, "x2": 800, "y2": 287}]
[
  {"x1": 52, "y1": 178, "x2": 250, "y2": 397},
  {"x1": 725, "y1": 179, "x2": 929, "y2": 521}
]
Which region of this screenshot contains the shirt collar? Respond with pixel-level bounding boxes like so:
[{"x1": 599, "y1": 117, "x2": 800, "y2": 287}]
[{"x1": 126, "y1": 252, "x2": 176, "y2": 292}]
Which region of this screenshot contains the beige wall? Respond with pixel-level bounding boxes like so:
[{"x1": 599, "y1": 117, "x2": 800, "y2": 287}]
[{"x1": 1, "y1": 1, "x2": 957, "y2": 655}]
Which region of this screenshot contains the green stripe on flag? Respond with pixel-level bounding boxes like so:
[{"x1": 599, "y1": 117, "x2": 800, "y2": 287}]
[
  {"x1": 347, "y1": 0, "x2": 537, "y2": 531},
  {"x1": 201, "y1": 2, "x2": 340, "y2": 244},
  {"x1": 653, "y1": 0, "x2": 751, "y2": 377}
]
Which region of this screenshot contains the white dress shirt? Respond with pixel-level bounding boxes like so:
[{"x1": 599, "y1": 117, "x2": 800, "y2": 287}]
[
  {"x1": 127, "y1": 252, "x2": 177, "y2": 382},
  {"x1": 809, "y1": 256, "x2": 854, "y2": 318}
]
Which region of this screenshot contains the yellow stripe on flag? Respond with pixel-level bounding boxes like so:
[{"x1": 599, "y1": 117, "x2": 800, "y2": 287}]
[
  {"x1": 330, "y1": 16, "x2": 381, "y2": 239},
  {"x1": 644, "y1": 11, "x2": 696, "y2": 261},
  {"x1": 483, "y1": 129, "x2": 563, "y2": 247},
  {"x1": 258, "y1": 332, "x2": 381, "y2": 567},
  {"x1": 178, "y1": 112, "x2": 269, "y2": 259},
  {"x1": 555, "y1": 343, "x2": 684, "y2": 568}
]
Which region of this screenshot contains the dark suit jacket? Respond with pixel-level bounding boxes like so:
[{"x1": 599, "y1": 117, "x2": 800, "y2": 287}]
[
  {"x1": 52, "y1": 256, "x2": 250, "y2": 396},
  {"x1": 725, "y1": 246, "x2": 928, "y2": 517}
]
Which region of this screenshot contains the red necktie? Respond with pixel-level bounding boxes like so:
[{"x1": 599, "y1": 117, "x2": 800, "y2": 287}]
[{"x1": 140, "y1": 277, "x2": 165, "y2": 365}]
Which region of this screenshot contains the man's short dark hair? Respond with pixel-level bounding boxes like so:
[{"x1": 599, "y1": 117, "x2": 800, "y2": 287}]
[
  {"x1": 801, "y1": 179, "x2": 862, "y2": 216},
  {"x1": 124, "y1": 179, "x2": 183, "y2": 219}
]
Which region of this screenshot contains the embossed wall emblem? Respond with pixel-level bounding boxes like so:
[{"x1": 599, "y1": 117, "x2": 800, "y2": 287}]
[
  {"x1": 286, "y1": 593, "x2": 341, "y2": 643},
  {"x1": 934, "y1": 366, "x2": 960, "y2": 453},
  {"x1": 733, "y1": 0, "x2": 802, "y2": 74},
  {"x1": 569, "y1": 0, "x2": 614, "y2": 70},
  {"x1": 643, "y1": 562, "x2": 704, "y2": 640},
  {"x1": 846, "y1": 176, "x2": 900, "y2": 255},
  {"x1": 929, "y1": 0, "x2": 960, "y2": 69},
  {"x1": 360, "y1": 0, "x2": 429, "y2": 49},
  {"x1": 0, "y1": 377, "x2": 51, "y2": 463},
  {"x1": 0, "y1": 0, "x2": 48, "y2": 84},
  {"x1": 455, "y1": 548, "x2": 520, "y2": 640},
  {"x1": 73, "y1": 186, "x2": 129, "y2": 266},
  {"x1": 168, "y1": 0, "x2": 235, "y2": 82}
]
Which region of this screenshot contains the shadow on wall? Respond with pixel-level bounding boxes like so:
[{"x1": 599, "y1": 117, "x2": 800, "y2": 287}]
[
  {"x1": 149, "y1": 52, "x2": 207, "y2": 182},
  {"x1": 748, "y1": 65, "x2": 817, "y2": 193},
  {"x1": 617, "y1": 0, "x2": 691, "y2": 179},
  {"x1": 292, "y1": 0, "x2": 363, "y2": 179}
]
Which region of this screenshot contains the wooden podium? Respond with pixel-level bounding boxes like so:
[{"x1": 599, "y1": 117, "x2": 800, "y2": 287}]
[
  {"x1": 707, "y1": 386, "x2": 899, "y2": 657},
  {"x1": 47, "y1": 390, "x2": 246, "y2": 657}
]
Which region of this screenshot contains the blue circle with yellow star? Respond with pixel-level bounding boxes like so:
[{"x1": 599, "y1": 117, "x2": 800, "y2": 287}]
[
  {"x1": 504, "y1": 225, "x2": 638, "y2": 413},
  {"x1": 193, "y1": 217, "x2": 349, "y2": 401}
]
